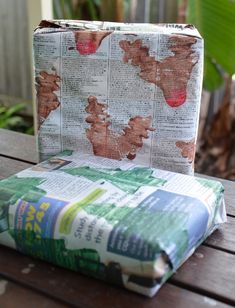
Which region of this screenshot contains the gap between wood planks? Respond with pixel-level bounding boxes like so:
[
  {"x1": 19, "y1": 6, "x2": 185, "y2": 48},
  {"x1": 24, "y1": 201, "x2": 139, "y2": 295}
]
[
  {"x1": 0, "y1": 244, "x2": 232, "y2": 308},
  {"x1": 203, "y1": 242, "x2": 235, "y2": 256},
  {"x1": 227, "y1": 213, "x2": 235, "y2": 218},
  {"x1": 0, "y1": 271, "x2": 77, "y2": 308},
  {"x1": 0, "y1": 153, "x2": 37, "y2": 165},
  {"x1": 169, "y1": 279, "x2": 235, "y2": 307}
]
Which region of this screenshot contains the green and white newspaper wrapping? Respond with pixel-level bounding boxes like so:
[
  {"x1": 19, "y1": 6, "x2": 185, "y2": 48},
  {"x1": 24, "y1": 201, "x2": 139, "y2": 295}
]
[{"x1": 0, "y1": 152, "x2": 226, "y2": 297}]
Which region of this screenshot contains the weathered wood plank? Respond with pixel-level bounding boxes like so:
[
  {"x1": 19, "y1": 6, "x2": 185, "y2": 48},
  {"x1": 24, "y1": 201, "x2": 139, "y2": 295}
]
[
  {"x1": 171, "y1": 245, "x2": 235, "y2": 306},
  {"x1": 197, "y1": 173, "x2": 235, "y2": 216},
  {"x1": 0, "y1": 277, "x2": 66, "y2": 308},
  {"x1": 5, "y1": 0, "x2": 20, "y2": 98},
  {"x1": 0, "y1": 0, "x2": 7, "y2": 94},
  {"x1": 0, "y1": 245, "x2": 231, "y2": 308},
  {"x1": 205, "y1": 216, "x2": 235, "y2": 254},
  {"x1": 15, "y1": 0, "x2": 32, "y2": 100},
  {"x1": 218, "y1": 179, "x2": 235, "y2": 217},
  {"x1": 0, "y1": 0, "x2": 32, "y2": 100},
  {"x1": 0, "y1": 157, "x2": 33, "y2": 179},
  {"x1": 0, "y1": 129, "x2": 37, "y2": 163}
]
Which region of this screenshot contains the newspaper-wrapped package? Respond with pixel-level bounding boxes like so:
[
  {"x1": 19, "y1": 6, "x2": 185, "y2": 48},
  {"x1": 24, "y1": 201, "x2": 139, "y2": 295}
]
[
  {"x1": 0, "y1": 151, "x2": 226, "y2": 297},
  {"x1": 34, "y1": 20, "x2": 203, "y2": 175}
]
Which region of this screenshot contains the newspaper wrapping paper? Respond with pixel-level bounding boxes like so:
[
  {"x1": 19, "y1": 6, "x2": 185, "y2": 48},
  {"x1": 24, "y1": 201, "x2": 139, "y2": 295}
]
[
  {"x1": 0, "y1": 151, "x2": 226, "y2": 297},
  {"x1": 34, "y1": 20, "x2": 204, "y2": 175}
]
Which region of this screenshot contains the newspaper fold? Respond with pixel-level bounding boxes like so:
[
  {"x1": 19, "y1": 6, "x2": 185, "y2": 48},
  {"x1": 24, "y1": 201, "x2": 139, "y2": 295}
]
[
  {"x1": 34, "y1": 20, "x2": 204, "y2": 174},
  {"x1": 0, "y1": 152, "x2": 226, "y2": 297}
]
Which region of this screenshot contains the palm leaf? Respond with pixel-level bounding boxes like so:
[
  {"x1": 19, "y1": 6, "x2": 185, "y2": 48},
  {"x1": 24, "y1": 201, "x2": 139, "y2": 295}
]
[
  {"x1": 5, "y1": 103, "x2": 26, "y2": 118},
  {"x1": 204, "y1": 55, "x2": 223, "y2": 91},
  {"x1": 187, "y1": 0, "x2": 235, "y2": 90},
  {"x1": 87, "y1": 0, "x2": 99, "y2": 20}
]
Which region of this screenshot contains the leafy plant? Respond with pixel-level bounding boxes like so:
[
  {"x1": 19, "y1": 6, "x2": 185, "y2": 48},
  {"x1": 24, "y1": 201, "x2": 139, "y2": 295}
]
[
  {"x1": 53, "y1": 0, "x2": 99, "y2": 20},
  {"x1": 53, "y1": 0, "x2": 127, "y2": 22},
  {"x1": 186, "y1": 0, "x2": 235, "y2": 91},
  {"x1": 184, "y1": 0, "x2": 235, "y2": 180},
  {"x1": 0, "y1": 103, "x2": 34, "y2": 135}
]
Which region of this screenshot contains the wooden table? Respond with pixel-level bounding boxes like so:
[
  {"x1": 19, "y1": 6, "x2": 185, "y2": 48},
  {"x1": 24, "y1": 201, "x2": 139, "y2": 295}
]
[{"x1": 0, "y1": 128, "x2": 235, "y2": 308}]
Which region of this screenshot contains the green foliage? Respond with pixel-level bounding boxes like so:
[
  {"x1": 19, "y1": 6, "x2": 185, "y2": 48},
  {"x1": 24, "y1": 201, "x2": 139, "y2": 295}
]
[
  {"x1": 53, "y1": 0, "x2": 99, "y2": 20},
  {"x1": 204, "y1": 56, "x2": 223, "y2": 91},
  {"x1": 187, "y1": 0, "x2": 235, "y2": 91},
  {"x1": 0, "y1": 103, "x2": 34, "y2": 135},
  {"x1": 53, "y1": 0, "x2": 129, "y2": 22}
]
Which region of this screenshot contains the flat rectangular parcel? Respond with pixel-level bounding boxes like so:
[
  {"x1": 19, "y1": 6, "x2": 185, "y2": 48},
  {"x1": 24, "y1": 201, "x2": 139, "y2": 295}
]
[
  {"x1": 0, "y1": 130, "x2": 226, "y2": 297},
  {"x1": 0, "y1": 129, "x2": 234, "y2": 306}
]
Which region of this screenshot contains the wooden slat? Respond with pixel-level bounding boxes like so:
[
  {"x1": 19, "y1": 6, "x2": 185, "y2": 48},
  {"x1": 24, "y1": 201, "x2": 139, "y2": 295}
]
[
  {"x1": 197, "y1": 173, "x2": 235, "y2": 217},
  {"x1": 0, "y1": 0, "x2": 32, "y2": 100},
  {"x1": 5, "y1": 0, "x2": 20, "y2": 98},
  {"x1": 205, "y1": 216, "x2": 235, "y2": 254},
  {"x1": 171, "y1": 245, "x2": 235, "y2": 306},
  {"x1": 0, "y1": 129, "x2": 37, "y2": 163},
  {"x1": 218, "y1": 179, "x2": 235, "y2": 216},
  {"x1": 15, "y1": 0, "x2": 32, "y2": 100},
  {"x1": 0, "y1": 245, "x2": 231, "y2": 308},
  {"x1": 0, "y1": 277, "x2": 66, "y2": 308},
  {"x1": 0, "y1": 157, "x2": 33, "y2": 180},
  {"x1": 0, "y1": 0, "x2": 7, "y2": 94}
]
